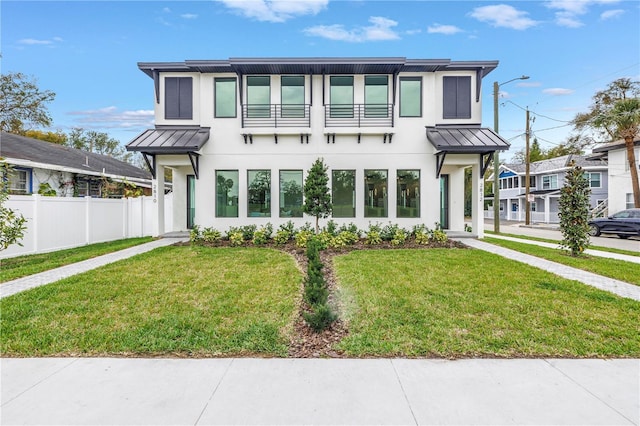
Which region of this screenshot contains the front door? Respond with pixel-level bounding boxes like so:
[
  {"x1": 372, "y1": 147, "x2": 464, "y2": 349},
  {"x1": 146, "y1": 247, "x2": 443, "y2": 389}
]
[{"x1": 187, "y1": 175, "x2": 195, "y2": 229}]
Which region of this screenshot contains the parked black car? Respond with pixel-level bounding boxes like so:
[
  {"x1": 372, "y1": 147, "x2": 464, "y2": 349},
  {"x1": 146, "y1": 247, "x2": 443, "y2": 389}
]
[{"x1": 588, "y1": 208, "x2": 640, "y2": 239}]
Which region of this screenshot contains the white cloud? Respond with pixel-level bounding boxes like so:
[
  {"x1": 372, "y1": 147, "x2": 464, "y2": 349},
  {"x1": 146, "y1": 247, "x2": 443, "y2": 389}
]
[
  {"x1": 162, "y1": 7, "x2": 171, "y2": 13},
  {"x1": 546, "y1": 0, "x2": 621, "y2": 27},
  {"x1": 555, "y1": 11, "x2": 584, "y2": 27},
  {"x1": 427, "y1": 24, "x2": 463, "y2": 35},
  {"x1": 405, "y1": 29, "x2": 422, "y2": 35},
  {"x1": 304, "y1": 16, "x2": 400, "y2": 42},
  {"x1": 218, "y1": 0, "x2": 328, "y2": 23},
  {"x1": 542, "y1": 88, "x2": 575, "y2": 96},
  {"x1": 600, "y1": 9, "x2": 624, "y2": 19},
  {"x1": 18, "y1": 37, "x2": 63, "y2": 46},
  {"x1": 68, "y1": 106, "x2": 154, "y2": 130},
  {"x1": 469, "y1": 5, "x2": 539, "y2": 30},
  {"x1": 181, "y1": 13, "x2": 198, "y2": 19}
]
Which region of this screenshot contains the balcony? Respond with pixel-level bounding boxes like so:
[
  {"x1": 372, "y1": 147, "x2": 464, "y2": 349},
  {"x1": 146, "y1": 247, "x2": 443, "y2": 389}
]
[
  {"x1": 242, "y1": 104, "x2": 310, "y2": 128},
  {"x1": 325, "y1": 104, "x2": 394, "y2": 128}
]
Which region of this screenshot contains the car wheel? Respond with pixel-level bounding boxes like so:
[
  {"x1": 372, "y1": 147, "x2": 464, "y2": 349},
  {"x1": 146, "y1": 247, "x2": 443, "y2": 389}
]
[
  {"x1": 588, "y1": 224, "x2": 601, "y2": 236},
  {"x1": 618, "y1": 234, "x2": 630, "y2": 239}
]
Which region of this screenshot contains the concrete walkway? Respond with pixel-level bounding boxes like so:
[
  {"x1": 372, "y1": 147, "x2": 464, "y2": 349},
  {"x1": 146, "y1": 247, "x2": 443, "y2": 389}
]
[
  {"x1": 1, "y1": 357, "x2": 638, "y2": 425},
  {"x1": 0, "y1": 237, "x2": 188, "y2": 300},
  {"x1": 456, "y1": 238, "x2": 640, "y2": 301}
]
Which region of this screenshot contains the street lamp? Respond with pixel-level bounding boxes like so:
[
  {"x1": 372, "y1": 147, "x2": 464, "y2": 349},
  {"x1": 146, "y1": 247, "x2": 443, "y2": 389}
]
[{"x1": 493, "y1": 75, "x2": 529, "y2": 233}]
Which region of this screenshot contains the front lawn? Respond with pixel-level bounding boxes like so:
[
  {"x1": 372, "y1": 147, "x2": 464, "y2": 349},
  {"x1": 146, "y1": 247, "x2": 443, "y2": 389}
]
[
  {"x1": 483, "y1": 237, "x2": 640, "y2": 286},
  {"x1": 0, "y1": 246, "x2": 301, "y2": 357},
  {"x1": 334, "y1": 249, "x2": 640, "y2": 358},
  {"x1": 0, "y1": 237, "x2": 154, "y2": 283}
]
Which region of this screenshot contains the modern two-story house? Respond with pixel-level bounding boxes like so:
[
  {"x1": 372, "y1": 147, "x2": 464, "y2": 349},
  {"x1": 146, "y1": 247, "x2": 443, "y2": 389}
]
[
  {"x1": 490, "y1": 154, "x2": 608, "y2": 223},
  {"x1": 126, "y1": 57, "x2": 510, "y2": 237}
]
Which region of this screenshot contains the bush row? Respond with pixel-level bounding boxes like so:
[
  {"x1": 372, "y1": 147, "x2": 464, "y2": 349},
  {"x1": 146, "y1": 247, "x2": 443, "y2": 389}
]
[
  {"x1": 302, "y1": 237, "x2": 337, "y2": 332},
  {"x1": 190, "y1": 220, "x2": 449, "y2": 248}
]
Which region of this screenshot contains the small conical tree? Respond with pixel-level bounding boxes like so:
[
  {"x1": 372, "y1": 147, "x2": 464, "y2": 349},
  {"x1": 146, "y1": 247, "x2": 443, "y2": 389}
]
[
  {"x1": 303, "y1": 158, "x2": 332, "y2": 233},
  {"x1": 558, "y1": 162, "x2": 591, "y2": 256}
]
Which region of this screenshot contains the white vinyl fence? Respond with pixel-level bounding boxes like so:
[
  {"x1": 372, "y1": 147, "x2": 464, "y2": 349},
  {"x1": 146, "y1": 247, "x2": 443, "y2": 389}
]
[{"x1": 1, "y1": 194, "x2": 173, "y2": 259}]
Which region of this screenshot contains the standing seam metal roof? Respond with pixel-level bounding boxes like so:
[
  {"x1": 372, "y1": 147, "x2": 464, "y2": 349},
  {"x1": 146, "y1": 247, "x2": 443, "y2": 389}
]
[
  {"x1": 426, "y1": 126, "x2": 510, "y2": 153},
  {"x1": 126, "y1": 127, "x2": 210, "y2": 154}
]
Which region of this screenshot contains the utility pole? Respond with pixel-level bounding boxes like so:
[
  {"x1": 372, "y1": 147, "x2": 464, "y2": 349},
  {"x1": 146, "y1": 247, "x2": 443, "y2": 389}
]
[{"x1": 525, "y1": 108, "x2": 531, "y2": 225}]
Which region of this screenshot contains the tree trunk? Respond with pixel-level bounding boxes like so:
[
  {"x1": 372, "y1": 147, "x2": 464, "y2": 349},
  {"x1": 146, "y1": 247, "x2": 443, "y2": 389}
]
[
  {"x1": 315, "y1": 216, "x2": 319, "y2": 234},
  {"x1": 625, "y1": 136, "x2": 640, "y2": 208}
]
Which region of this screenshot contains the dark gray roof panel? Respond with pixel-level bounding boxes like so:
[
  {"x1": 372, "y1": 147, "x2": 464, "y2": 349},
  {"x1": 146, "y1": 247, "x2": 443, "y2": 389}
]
[
  {"x1": 126, "y1": 127, "x2": 210, "y2": 154},
  {"x1": 426, "y1": 126, "x2": 510, "y2": 153},
  {"x1": 591, "y1": 137, "x2": 640, "y2": 153},
  {"x1": 138, "y1": 57, "x2": 498, "y2": 77},
  {"x1": 0, "y1": 132, "x2": 151, "y2": 179}
]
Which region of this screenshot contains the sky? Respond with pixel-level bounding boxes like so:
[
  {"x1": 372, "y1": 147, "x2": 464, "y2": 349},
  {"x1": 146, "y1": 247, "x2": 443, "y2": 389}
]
[{"x1": 2, "y1": 0, "x2": 639, "y2": 162}]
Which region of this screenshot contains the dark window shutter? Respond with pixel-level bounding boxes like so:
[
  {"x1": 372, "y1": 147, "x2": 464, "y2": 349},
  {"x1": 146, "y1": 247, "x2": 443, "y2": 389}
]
[
  {"x1": 457, "y1": 76, "x2": 471, "y2": 119},
  {"x1": 165, "y1": 77, "x2": 193, "y2": 119},
  {"x1": 179, "y1": 78, "x2": 193, "y2": 119},
  {"x1": 443, "y1": 76, "x2": 471, "y2": 119}
]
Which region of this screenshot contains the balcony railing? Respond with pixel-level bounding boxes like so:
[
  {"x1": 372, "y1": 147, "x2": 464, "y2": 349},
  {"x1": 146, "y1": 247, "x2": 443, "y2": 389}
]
[
  {"x1": 242, "y1": 104, "x2": 310, "y2": 128},
  {"x1": 325, "y1": 104, "x2": 394, "y2": 128}
]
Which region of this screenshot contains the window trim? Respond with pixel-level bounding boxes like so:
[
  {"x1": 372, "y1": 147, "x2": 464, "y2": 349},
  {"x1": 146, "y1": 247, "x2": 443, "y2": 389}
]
[
  {"x1": 215, "y1": 170, "x2": 239, "y2": 218},
  {"x1": 279, "y1": 169, "x2": 303, "y2": 218},
  {"x1": 247, "y1": 169, "x2": 272, "y2": 218},
  {"x1": 364, "y1": 169, "x2": 388, "y2": 218},
  {"x1": 399, "y1": 76, "x2": 422, "y2": 118},
  {"x1": 331, "y1": 169, "x2": 356, "y2": 218},
  {"x1": 396, "y1": 169, "x2": 420, "y2": 218},
  {"x1": 586, "y1": 172, "x2": 601, "y2": 188},
  {"x1": 542, "y1": 174, "x2": 558, "y2": 190},
  {"x1": 214, "y1": 77, "x2": 237, "y2": 118}
]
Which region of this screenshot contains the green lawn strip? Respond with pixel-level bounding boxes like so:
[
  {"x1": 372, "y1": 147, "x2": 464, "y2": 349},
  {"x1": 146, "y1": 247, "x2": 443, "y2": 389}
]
[
  {"x1": 483, "y1": 237, "x2": 640, "y2": 286},
  {"x1": 0, "y1": 246, "x2": 301, "y2": 357},
  {"x1": 0, "y1": 237, "x2": 154, "y2": 283},
  {"x1": 333, "y1": 249, "x2": 640, "y2": 358},
  {"x1": 485, "y1": 231, "x2": 639, "y2": 257}
]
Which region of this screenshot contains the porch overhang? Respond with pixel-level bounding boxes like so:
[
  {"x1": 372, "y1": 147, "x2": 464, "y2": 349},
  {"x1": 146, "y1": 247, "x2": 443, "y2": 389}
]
[
  {"x1": 126, "y1": 126, "x2": 210, "y2": 179},
  {"x1": 426, "y1": 125, "x2": 510, "y2": 178}
]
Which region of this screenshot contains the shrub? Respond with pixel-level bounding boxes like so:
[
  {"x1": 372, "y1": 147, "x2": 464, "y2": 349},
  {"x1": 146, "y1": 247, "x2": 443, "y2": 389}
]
[
  {"x1": 559, "y1": 163, "x2": 591, "y2": 256},
  {"x1": 365, "y1": 223, "x2": 383, "y2": 245},
  {"x1": 294, "y1": 229, "x2": 315, "y2": 248},
  {"x1": 229, "y1": 231, "x2": 244, "y2": 246},
  {"x1": 240, "y1": 224, "x2": 257, "y2": 241},
  {"x1": 252, "y1": 227, "x2": 269, "y2": 245},
  {"x1": 390, "y1": 228, "x2": 407, "y2": 246},
  {"x1": 328, "y1": 230, "x2": 359, "y2": 248},
  {"x1": 414, "y1": 229, "x2": 430, "y2": 245},
  {"x1": 273, "y1": 229, "x2": 291, "y2": 245},
  {"x1": 304, "y1": 277, "x2": 328, "y2": 306},
  {"x1": 303, "y1": 303, "x2": 337, "y2": 332},
  {"x1": 338, "y1": 222, "x2": 360, "y2": 236},
  {"x1": 189, "y1": 225, "x2": 202, "y2": 244},
  {"x1": 325, "y1": 220, "x2": 339, "y2": 237},
  {"x1": 429, "y1": 229, "x2": 448, "y2": 244},
  {"x1": 202, "y1": 227, "x2": 222, "y2": 244},
  {"x1": 381, "y1": 222, "x2": 401, "y2": 241},
  {"x1": 315, "y1": 231, "x2": 332, "y2": 250}
]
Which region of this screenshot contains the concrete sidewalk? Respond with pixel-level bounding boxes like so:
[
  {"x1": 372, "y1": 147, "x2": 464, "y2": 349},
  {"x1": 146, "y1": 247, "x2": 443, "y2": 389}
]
[
  {"x1": 0, "y1": 237, "x2": 188, "y2": 300},
  {"x1": 1, "y1": 357, "x2": 638, "y2": 425}
]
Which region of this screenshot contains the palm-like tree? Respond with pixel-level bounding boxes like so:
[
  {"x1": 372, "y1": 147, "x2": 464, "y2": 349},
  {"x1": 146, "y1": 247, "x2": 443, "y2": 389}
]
[{"x1": 594, "y1": 98, "x2": 640, "y2": 208}]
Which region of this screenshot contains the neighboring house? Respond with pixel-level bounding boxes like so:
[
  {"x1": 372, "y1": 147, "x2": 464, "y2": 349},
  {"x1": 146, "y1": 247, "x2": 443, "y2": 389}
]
[
  {"x1": 126, "y1": 57, "x2": 510, "y2": 237},
  {"x1": 488, "y1": 154, "x2": 608, "y2": 223},
  {"x1": 1, "y1": 132, "x2": 153, "y2": 197},
  {"x1": 590, "y1": 137, "x2": 640, "y2": 214}
]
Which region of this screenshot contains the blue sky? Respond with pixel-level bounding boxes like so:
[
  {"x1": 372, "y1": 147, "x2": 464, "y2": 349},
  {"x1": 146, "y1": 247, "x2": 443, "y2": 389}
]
[{"x1": 2, "y1": 0, "x2": 639, "y2": 161}]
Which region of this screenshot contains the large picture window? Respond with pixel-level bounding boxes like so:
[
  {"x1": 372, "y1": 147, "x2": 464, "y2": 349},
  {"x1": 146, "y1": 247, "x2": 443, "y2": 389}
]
[
  {"x1": 365, "y1": 75, "x2": 388, "y2": 118},
  {"x1": 330, "y1": 76, "x2": 354, "y2": 118},
  {"x1": 247, "y1": 76, "x2": 271, "y2": 118},
  {"x1": 248, "y1": 170, "x2": 271, "y2": 217},
  {"x1": 397, "y1": 170, "x2": 420, "y2": 218},
  {"x1": 399, "y1": 77, "x2": 421, "y2": 117},
  {"x1": 216, "y1": 170, "x2": 239, "y2": 217},
  {"x1": 332, "y1": 170, "x2": 356, "y2": 218},
  {"x1": 281, "y1": 76, "x2": 305, "y2": 118},
  {"x1": 364, "y1": 170, "x2": 388, "y2": 218},
  {"x1": 279, "y1": 170, "x2": 303, "y2": 217},
  {"x1": 215, "y1": 78, "x2": 237, "y2": 118}
]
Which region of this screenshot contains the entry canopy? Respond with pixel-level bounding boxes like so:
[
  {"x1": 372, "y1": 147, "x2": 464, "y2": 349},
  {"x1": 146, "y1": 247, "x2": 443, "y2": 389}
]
[
  {"x1": 126, "y1": 126, "x2": 210, "y2": 154},
  {"x1": 426, "y1": 125, "x2": 510, "y2": 154}
]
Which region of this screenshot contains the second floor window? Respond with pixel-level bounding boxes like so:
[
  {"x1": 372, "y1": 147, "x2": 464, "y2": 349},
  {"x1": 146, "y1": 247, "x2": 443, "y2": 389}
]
[
  {"x1": 399, "y1": 77, "x2": 421, "y2": 117},
  {"x1": 330, "y1": 76, "x2": 354, "y2": 118},
  {"x1": 165, "y1": 77, "x2": 192, "y2": 119},
  {"x1": 542, "y1": 174, "x2": 558, "y2": 190},
  {"x1": 443, "y1": 76, "x2": 471, "y2": 119},
  {"x1": 215, "y1": 78, "x2": 237, "y2": 118},
  {"x1": 281, "y1": 76, "x2": 305, "y2": 118},
  {"x1": 247, "y1": 76, "x2": 270, "y2": 118},
  {"x1": 586, "y1": 172, "x2": 601, "y2": 188},
  {"x1": 365, "y1": 75, "x2": 388, "y2": 118}
]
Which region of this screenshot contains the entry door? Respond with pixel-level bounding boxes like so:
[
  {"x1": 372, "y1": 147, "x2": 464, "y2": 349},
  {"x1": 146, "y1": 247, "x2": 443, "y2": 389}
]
[
  {"x1": 187, "y1": 175, "x2": 195, "y2": 229},
  {"x1": 440, "y1": 174, "x2": 449, "y2": 229}
]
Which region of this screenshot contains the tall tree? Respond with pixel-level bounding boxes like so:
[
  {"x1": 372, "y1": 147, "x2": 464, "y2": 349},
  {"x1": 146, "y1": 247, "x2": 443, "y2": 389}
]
[
  {"x1": 0, "y1": 72, "x2": 55, "y2": 133},
  {"x1": 22, "y1": 129, "x2": 68, "y2": 145},
  {"x1": 546, "y1": 135, "x2": 590, "y2": 158},
  {"x1": 558, "y1": 163, "x2": 591, "y2": 256},
  {"x1": 68, "y1": 128, "x2": 132, "y2": 163},
  {"x1": 303, "y1": 158, "x2": 332, "y2": 233},
  {"x1": 593, "y1": 98, "x2": 640, "y2": 207}
]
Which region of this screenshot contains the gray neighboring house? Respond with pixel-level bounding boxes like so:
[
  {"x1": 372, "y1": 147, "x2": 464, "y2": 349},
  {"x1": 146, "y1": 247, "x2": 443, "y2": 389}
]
[
  {"x1": 1, "y1": 131, "x2": 152, "y2": 197},
  {"x1": 489, "y1": 154, "x2": 608, "y2": 223}
]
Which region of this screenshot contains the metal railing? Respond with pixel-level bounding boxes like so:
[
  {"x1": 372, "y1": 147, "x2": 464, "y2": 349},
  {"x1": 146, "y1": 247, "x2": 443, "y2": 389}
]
[
  {"x1": 325, "y1": 104, "x2": 394, "y2": 128},
  {"x1": 590, "y1": 199, "x2": 608, "y2": 218},
  {"x1": 242, "y1": 104, "x2": 311, "y2": 128}
]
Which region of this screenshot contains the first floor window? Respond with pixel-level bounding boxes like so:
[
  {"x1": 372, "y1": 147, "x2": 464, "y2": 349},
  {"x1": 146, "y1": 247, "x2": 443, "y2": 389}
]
[
  {"x1": 530, "y1": 201, "x2": 537, "y2": 212},
  {"x1": 364, "y1": 170, "x2": 387, "y2": 218},
  {"x1": 76, "y1": 178, "x2": 100, "y2": 197},
  {"x1": 216, "y1": 170, "x2": 239, "y2": 217},
  {"x1": 9, "y1": 169, "x2": 28, "y2": 194},
  {"x1": 397, "y1": 170, "x2": 420, "y2": 218},
  {"x1": 279, "y1": 170, "x2": 303, "y2": 217},
  {"x1": 332, "y1": 170, "x2": 356, "y2": 218},
  {"x1": 248, "y1": 170, "x2": 271, "y2": 217}
]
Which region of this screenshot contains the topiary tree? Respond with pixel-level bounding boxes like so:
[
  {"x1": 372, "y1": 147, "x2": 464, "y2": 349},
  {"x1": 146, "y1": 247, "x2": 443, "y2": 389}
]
[
  {"x1": 558, "y1": 162, "x2": 591, "y2": 256},
  {"x1": 303, "y1": 158, "x2": 332, "y2": 234},
  {"x1": 0, "y1": 161, "x2": 27, "y2": 251}
]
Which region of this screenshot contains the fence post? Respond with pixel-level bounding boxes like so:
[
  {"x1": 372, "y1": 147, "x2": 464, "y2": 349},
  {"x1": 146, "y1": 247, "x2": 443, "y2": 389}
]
[
  {"x1": 32, "y1": 194, "x2": 40, "y2": 254},
  {"x1": 85, "y1": 196, "x2": 91, "y2": 244}
]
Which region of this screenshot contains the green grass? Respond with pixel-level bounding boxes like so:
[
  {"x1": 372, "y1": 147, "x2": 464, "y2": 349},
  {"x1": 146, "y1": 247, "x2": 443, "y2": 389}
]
[
  {"x1": 485, "y1": 231, "x2": 640, "y2": 257},
  {"x1": 0, "y1": 246, "x2": 301, "y2": 357},
  {"x1": 483, "y1": 237, "x2": 640, "y2": 286},
  {"x1": 0, "y1": 237, "x2": 154, "y2": 283},
  {"x1": 334, "y1": 249, "x2": 640, "y2": 358}
]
